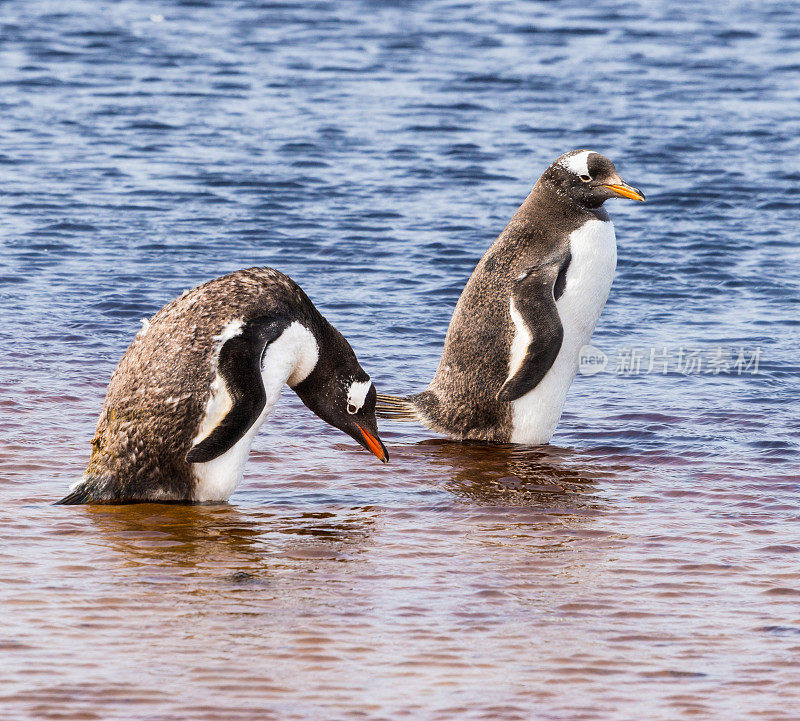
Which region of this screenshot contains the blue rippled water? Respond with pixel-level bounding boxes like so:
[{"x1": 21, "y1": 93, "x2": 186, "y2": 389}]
[{"x1": 1, "y1": 2, "x2": 799, "y2": 719}]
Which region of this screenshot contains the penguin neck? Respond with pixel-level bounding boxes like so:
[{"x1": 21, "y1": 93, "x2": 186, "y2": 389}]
[
  {"x1": 526, "y1": 182, "x2": 611, "y2": 223},
  {"x1": 280, "y1": 321, "x2": 321, "y2": 388},
  {"x1": 289, "y1": 348, "x2": 331, "y2": 414},
  {"x1": 288, "y1": 318, "x2": 349, "y2": 411},
  {"x1": 261, "y1": 320, "x2": 321, "y2": 429}
]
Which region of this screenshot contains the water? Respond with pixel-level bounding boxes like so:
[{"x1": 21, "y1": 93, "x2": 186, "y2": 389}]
[{"x1": 1, "y1": 1, "x2": 799, "y2": 718}]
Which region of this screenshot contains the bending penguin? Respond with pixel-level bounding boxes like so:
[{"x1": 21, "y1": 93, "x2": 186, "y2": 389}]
[
  {"x1": 58, "y1": 267, "x2": 388, "y2": 504},
  {"x1": 377, "y1": 150, "x2": 645, "y2": 444}
]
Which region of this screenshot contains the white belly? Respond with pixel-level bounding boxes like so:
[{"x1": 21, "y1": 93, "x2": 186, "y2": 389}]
[
  {"x1": 191, "y1": 322, "x2": 318, "y2": 502},
  {"x1": 510, "y1": 219, "x2": 617, "y2": 444}
]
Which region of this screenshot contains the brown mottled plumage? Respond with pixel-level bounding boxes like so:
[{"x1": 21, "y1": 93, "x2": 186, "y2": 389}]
[
  {"x1": 377, "y1": 150, "x2": 644, "y2": 443},
  {"x1": 59, "y1": 267, "x2": 387, "y2": 504}
]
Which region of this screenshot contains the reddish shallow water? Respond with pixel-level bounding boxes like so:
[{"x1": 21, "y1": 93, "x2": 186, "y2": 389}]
[{"x1": 3, "y1": 390, "x2": 799, "y2": 720}]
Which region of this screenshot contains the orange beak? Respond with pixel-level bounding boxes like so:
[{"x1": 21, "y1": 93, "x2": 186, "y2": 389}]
[
  {"x1": 356, "y1": 424, "x2": 389, "y2": 463},
  {"x1": 601, "y1": 180, "x2": 645, "y2": 202}
]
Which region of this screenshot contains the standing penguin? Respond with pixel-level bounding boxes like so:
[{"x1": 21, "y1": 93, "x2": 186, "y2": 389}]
[
  {"x1": 58, "y1": 267, "x2": 388, "y2": 504},
  {"x1": 377, "y1": 150, "x2": 645, "y2": 444}
]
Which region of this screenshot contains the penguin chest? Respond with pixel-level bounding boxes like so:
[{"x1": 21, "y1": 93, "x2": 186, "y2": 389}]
[
  {"x1": 510, "y1": 219, "x2": 616, "y2": 444},
  {"x1": 555, "y1": 219, "x2": 617, "y2": 344},
  {"x1": 190, "y1": 321, "x2": 318, "y2": 503}
]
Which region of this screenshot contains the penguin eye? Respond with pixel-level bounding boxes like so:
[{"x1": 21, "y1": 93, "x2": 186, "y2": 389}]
[
  {"x1": 347, "y1": 403, "x2": 358, "y2": 415},
  {"x1": 579, "y1": 174, "x2": 592, "y2": 182}
]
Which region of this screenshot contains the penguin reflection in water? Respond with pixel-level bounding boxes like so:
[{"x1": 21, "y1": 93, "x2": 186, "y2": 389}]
[
  {"x1": 57, "y1": 268, "x2": 388, "y2": 505},
  {"x1": 377, "y1": 150, "x2": 645, "y2": 444}
]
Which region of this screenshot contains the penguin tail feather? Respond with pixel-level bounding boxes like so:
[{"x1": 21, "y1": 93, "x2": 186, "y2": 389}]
[
  {"x1": 54, "y1": 490, "x2": 89, "y2": 505},
  {"x1": 375, "y1": 393, "x2": 420, "y2": 422},
  {"x1": 54, "y1": 483, "x2": 94, "y2": 505}
]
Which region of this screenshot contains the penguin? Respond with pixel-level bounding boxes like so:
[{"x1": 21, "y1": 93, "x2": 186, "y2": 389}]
[
  {"x1": 376, "y1": 150, "x2": 645, "y2": 444},
  {"x1": 57, "y1": 267, "x2": 388, "y2": 505}
]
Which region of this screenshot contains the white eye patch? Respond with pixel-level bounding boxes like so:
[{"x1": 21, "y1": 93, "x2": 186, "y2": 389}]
[
  {"x1": 559, "y1": 150, "x2": 593, "y2": 177},
  {"x1": 346, "y1": 379, "x2": 372, "y2": 414}
]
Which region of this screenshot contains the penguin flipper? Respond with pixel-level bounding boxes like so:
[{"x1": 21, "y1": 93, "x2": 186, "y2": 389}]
[
  {"x1": 186, "y1": 317, "x2": 287, "y2": 464},
  {"x1": 496, "y1": 263, "x2": 564, "y2": 403}
]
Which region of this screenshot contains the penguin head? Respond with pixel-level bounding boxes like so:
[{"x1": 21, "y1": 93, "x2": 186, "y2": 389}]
[
  {"x1": 542, "y1": 150, "x2": 645, "y2": 209},
  {"x1": 292, "y1": 323, "x2": 388, "y2": 463}
]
